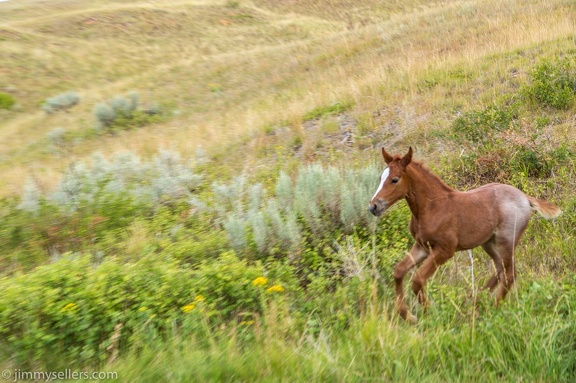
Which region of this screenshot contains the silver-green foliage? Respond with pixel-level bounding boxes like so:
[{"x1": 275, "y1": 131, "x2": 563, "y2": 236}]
[
  {"x1": 215, "y1": 165, "x2": 379, "y2": 255},
  {"x1": 18, "y1": 179, "x2": 41, "y2": 212},
  {"x1": 46, "y1": 127, "x2": 66, "y2": 147},
  {"x1": 19, "y1": 150, "x2": 202, "y2": 213},
  {"x1": 224, "y1": 217, "x2": 247, "y2": 250},
  {"x1": 265, "y1": 200, "x2": 301, "y2": 252},
  {"x1": 94, "y1": 92, "x2": 140, "y2": 129},
  {"x1": 248, "y1": 210, "x2": 268, "y2": 253},
  {"x1": 341, "y1": 167, "x2": 381, "y2": 233},
  {"x1": 213, "y1": 176, "x2": 247, "y2": 217},
  {"x1": 109, "y1": 92, "x2": 138, "y2": 117},
  {"x1": 93, "y1": 103, "x2": 116, "y2": 128},
  {"x1": 42, "y1": 92, "x2": 81, "y2": 114}
]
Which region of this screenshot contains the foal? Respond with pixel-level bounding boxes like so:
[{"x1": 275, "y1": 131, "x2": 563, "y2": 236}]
[{"x1": 369, "y1": 147, "x2": 561, "y2": 323}]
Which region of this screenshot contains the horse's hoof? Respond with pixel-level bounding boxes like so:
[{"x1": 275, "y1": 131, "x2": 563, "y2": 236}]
[{"x1": 406, "y1": 313, "x2": 418, "y2": 324}]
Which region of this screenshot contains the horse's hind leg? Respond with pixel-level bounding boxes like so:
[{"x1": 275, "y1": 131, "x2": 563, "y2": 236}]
[
  {"x1": 491, "y1": 217, "x2": 529, "y2": 302},
  {"x1": 494, "y1": 241, "x2": 517, "y2": 302},
  {"x1": 491, "y1": 202, "x2": 530, "y2": 302},
  {"x1": 481, "y1": 239, "x2": 504, "y2": 292},
  {"x1": 393, "y1": 243, "x2": 428, "y2": 323},
  {"x1": 484, "y1": 236, "x2": 522, "y2": 303}
]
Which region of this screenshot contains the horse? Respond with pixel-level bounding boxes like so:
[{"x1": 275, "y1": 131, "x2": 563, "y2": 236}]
[{"x1": 369, "y1": 147, "x2": 561, "y2": 323}]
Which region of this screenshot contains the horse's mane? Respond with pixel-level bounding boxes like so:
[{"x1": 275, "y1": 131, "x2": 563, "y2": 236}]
[{"x1": 408, "y1": 160, "x2": 455, "y2": 192}]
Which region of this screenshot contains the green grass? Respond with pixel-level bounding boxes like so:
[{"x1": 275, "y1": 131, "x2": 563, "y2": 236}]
[
  {"x1": 0, "y1": 92, "x2": 15, "y2": 109},
  {"x1": 108, "y1": 276, "x2": 576, "y2": 382},
  {"x1": 303, "y1": 101, "x2": 354, "y2": 121}
]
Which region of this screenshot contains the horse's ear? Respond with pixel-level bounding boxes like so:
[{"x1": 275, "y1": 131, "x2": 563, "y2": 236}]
[
  {"x1": 400, "y1": 147, "x2": 413, "y2": 167},
  {"x1": 381, "y1": 148, "x2": 393, "y2": 164}
]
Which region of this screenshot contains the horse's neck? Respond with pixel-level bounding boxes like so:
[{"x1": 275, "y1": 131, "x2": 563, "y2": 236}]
[{"x1": 405, "y1": 163, "x2": 454, "y2": 218}]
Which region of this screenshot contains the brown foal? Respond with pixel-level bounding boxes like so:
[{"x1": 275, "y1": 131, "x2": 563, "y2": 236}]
[{"x1": 369, "y1": 147, "x2": 561, "y2": 323}]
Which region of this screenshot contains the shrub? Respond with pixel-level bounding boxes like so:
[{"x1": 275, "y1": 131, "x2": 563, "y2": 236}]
[
  {"x1": 213, "y1": 165, "x2": 380, "y2": 258},
  {"x1": 19, "y1": 150, "x2": 202, "y2": 214},
  {"x1": 191, "y1": 251, "x2": 266, "y2": 317},
  {"x1": 12, "y1": 150, "x2": 202, "y2": 260},
  {"x1": 448, "y1": 140, "x2": 573, "y2": 188},
  {"x1": 109, "y1": 92, "x2": 138, "y2": 118},
  {"x1": 0, "y1": 92, "x2": 15, "y2": 109},
  {"x1": 42, "y1": 92, "x2": 80, "y2": 114},
  {"x1": 93, "y1": 102, "x2": 116, "y2": 128},
  {"x1": 46, "y1": 127, "x2": 67, "y2": 147},
  {"x1": 452, "y1": 103, "x2": 517, "y2": 143},
  {"x1": 0, "y1": 253, "x2": 197, "y2": 365},
  {"x1": 511, "y1": 146, "x2": 552, "y2": 178},
  {"x1": 94, "y1": 92, "x2": 162, "y2": 132},
  {"x1": 522, "y1": 57, "x2": 576, "y2": 110},
  {"x1": 0, "y1": 248, "x2": 298, "y2": 365}
]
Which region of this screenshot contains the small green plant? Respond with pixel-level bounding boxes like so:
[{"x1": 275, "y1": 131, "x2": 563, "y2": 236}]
[
  {"x1": 303, "y1": 101, "x2": 353, "y2": 121},
  {"x1": 511, "y1": 146, "x2": 551, "y2": 178},
  {"x1": 94, "y1": 92, "x2": 162, "y2": 132},
  {"x1": 320, "y1": 119, "x2": 340, "y2": 135},
  {"x1": 451, "y1": 103, "x2": 517, "y2": 143},
  {"x1": 356, "y1": 113, "x2": 375, "y2": 136},
  {"x1": 93, "y1": 102, "x2": 116, "y2": 127},
  {"x1": 0, "y1": 92, "x2": 15, "y2": 109},
  {"x1": 192, "y1": 251, "x2": 266, "y2": 317},
  {"x1": 42, "y1": 91, "x2": 80, "y2": 113},
  {"x1": 522, "y1": 57, "x2": 576, "y2": 110}
]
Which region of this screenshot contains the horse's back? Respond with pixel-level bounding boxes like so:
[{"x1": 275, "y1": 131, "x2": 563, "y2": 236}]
[
  {"x1": 453, "y1": 183, "x2": 531, "y2": 248},
  {"x1": 461, "y1": 182, "x2": 531, "y2": 217}
]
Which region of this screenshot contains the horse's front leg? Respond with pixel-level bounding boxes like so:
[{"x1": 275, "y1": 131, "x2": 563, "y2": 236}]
[
  {"x1": 393, "y1": 243, "x2": 428, "y2": 324},
  {"x1": 411, "y1": 244, "x2": 456, "y2": 310}
]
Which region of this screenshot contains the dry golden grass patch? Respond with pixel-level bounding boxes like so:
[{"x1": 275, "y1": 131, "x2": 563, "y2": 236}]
[{"x1": 0, "y1": 0, "x2": 575, "y2": 195}]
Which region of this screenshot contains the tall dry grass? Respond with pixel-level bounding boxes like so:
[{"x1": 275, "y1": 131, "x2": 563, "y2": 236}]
[{"x1": 0, "y1": 0, "x2": 574, "y2": 195}]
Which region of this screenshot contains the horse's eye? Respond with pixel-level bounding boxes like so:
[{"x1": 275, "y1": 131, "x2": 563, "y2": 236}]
[{"x1": 391, "y1": 177, "x2": 399, "y2": 184}]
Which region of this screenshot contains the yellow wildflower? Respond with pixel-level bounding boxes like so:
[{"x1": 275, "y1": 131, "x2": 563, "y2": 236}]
[
  {"x1": 60, "y1": 303, "x2": 78, "y2": 313},
  {"x1": 138, "y1": 306, "x2": 148, "y2": 312},
  {"x1": 181, "y1": 303, "x2": 195, "y2": 313},
  {"x1": 266, "y1": 285, "x2": 285, "y2": 293},
  {"x1": 240, "y1": 320, "x2": 255, "y2": 326},
  {"x1": 194, "y1": 295, "x2": 205, "y2": 302},
  {"x1": 252, "y1": 277, "x2": 268, "y2": 287}
]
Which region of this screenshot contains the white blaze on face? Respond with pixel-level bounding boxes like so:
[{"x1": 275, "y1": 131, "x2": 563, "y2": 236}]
[{"x1": 372, "y1": 168, "x2": 390, "y2": 200}]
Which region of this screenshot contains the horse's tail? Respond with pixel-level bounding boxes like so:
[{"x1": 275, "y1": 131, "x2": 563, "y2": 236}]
[{"x1": 527, "y1": 196, "x2": 562, "y2": 219}]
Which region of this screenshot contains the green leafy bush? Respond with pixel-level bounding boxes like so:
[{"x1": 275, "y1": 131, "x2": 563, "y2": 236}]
[
  {"x1": 0, "y1": 253, "x2": 197, "y2": 365},
  {"x1": 42, "y1": 92, "x2": 81, "y2": 114},
  {"x1": 522, "y1": 57, "x2": 576, "y2": 110},
  {"x1": 0, "y1": 92, "x2": 15, "y2": 109},
  {"x1": 0, "y1": 250, "x2": 297, "y2": 365},
  {"x1": 191, "y1": 251, "x2": 267, "y2": 317},
  {"x1": 452, "y1": 103, "x2": 517, "y2": 143},
  {"x1": 448, "y1": 140, "x2": 573, "y2": 188}
]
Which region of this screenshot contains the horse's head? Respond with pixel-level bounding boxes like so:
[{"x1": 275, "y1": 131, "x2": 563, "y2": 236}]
[{"x1": 368, "y1": 147, "x2": 413, "y2": 217}]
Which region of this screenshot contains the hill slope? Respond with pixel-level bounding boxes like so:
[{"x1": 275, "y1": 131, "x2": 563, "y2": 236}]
[
  {"x1": 1, "y1": 0, "x2": 576, "y2": 381},
  {"x1": 0, "y1": 0, "x2": 574, "y2": 192}
]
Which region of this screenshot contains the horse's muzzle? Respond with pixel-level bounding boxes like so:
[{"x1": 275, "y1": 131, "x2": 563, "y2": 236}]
[{"x1": 368, "y1": 202, "x2": 386, "y2": 217}]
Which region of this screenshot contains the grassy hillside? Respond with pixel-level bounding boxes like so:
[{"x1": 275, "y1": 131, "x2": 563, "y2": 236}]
[{"x1": 1, "y1": 0, "x2": 576, "y2": 381}]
